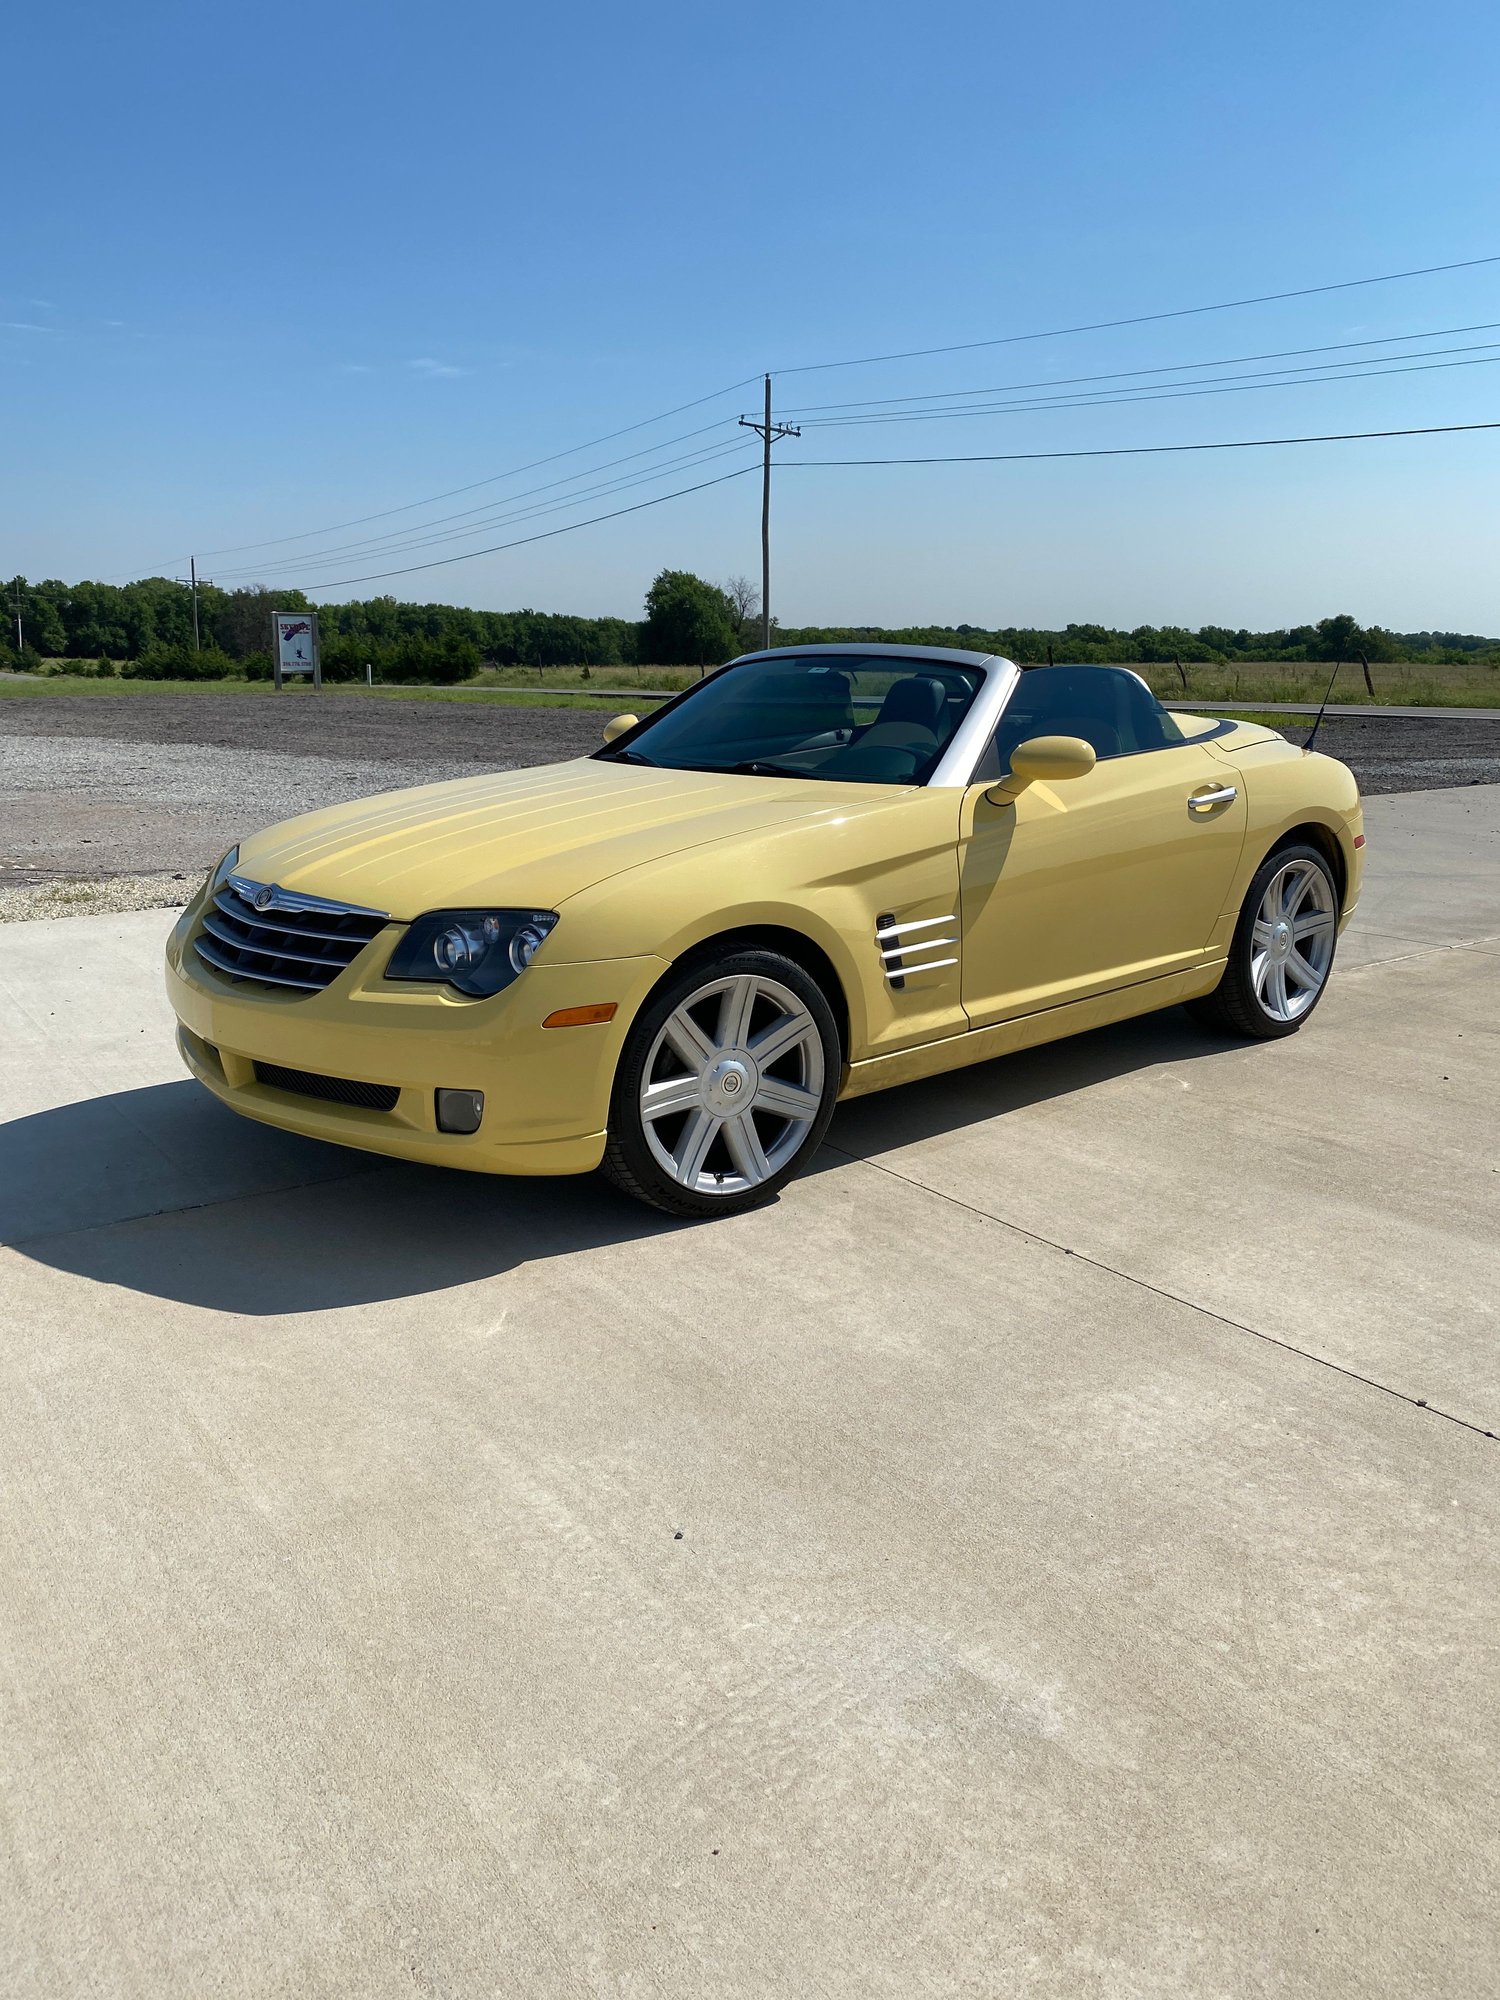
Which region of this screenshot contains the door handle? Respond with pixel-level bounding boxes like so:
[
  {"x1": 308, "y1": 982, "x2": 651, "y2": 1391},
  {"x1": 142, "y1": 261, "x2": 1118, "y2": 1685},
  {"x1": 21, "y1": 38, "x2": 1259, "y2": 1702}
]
[{"x1": 1187, "y1": 784, "x2": 1237, "y2": 813}]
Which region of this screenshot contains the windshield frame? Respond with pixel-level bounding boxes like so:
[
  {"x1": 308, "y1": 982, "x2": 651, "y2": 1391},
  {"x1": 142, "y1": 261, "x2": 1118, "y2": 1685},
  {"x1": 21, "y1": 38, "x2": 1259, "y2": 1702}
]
[{"x1": 592, "y1": 645, "x2": 1020, "y2": 789}]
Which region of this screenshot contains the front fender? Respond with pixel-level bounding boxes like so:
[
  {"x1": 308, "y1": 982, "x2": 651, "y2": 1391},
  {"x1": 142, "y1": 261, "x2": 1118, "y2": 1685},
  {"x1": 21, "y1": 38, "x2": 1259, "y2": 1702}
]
[{"x1": 546, "y1": 791, "x2": 968, "y2": 1061}]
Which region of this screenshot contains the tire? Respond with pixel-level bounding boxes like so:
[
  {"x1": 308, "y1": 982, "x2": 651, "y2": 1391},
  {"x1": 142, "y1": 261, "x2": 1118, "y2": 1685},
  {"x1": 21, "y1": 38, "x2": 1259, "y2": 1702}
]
[
  {"x1": 601, "y1": 947, "x2": 841, "y2": 1217},
  {"x1": 1189, "y1": 841, "x2": 1340, "y2": 1040}
]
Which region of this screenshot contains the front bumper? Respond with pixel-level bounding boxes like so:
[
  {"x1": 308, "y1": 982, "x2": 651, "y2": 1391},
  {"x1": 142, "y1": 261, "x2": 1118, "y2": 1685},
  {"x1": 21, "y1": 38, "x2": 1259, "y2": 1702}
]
[{"x1": 165, "y1": 901, "x2": 668, "y2": 1177}]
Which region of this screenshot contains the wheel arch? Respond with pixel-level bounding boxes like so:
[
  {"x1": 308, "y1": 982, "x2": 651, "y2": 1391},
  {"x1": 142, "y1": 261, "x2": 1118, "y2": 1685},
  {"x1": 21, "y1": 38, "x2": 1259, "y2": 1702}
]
[
  {"x1": 650, "y1": 924, "x2": 852, "y2": 1061},
  {"x1": 1264, "y1": 820, "x2": 1348, "y2": 907}
]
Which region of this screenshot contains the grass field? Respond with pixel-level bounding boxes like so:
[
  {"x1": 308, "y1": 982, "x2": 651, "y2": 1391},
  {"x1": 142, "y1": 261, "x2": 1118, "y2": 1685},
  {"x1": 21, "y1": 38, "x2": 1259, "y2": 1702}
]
[
  {"x1": 5, "y1": 656, "x2": 1497, "y2": 709},
  {"x1": 1135, "y1": 659, "x2": 1499, "y2": 707}
]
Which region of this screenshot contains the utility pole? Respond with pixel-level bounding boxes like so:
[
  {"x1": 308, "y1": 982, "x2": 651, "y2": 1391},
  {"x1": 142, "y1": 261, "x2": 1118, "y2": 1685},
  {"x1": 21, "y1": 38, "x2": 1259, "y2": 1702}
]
[
  {"x1": 739, "y1": 374, "x2": 799, "y2": 650},
  {"x1": 189, "y1": 556, "x2": 201, "y2": 652},
  {"x1": 11, "y1": 576, "x2": 22, "y2": 655}
]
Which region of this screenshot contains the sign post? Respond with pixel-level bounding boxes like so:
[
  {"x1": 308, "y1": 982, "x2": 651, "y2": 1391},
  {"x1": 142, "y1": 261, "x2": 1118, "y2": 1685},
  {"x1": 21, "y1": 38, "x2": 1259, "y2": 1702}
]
[{"x1": 272, "y1": 611, "x2": 321, "y2": 690}]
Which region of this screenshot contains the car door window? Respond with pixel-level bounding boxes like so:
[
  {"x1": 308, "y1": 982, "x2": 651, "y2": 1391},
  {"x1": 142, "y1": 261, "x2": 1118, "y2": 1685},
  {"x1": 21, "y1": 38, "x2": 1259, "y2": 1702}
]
[{"x1": 974, "y1": 667, "x2": 1188, "y2": 780}]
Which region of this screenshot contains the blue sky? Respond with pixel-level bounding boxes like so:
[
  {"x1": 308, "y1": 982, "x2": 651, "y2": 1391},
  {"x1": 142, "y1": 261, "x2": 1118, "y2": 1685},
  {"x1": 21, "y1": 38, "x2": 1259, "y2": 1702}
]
[{"x1": 5, "y1": 0, "x2": 1499, "y2": 630}]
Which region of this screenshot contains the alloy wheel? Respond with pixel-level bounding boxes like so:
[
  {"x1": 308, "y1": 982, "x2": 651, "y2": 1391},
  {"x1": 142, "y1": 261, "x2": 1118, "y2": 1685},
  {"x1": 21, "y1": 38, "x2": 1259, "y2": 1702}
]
[
  {"x1": 639, "y1": 972, "x2": 826, "y2": 1195},
  {"x1": 1251, "y1": 858, "x2": 1336, "y2": 1023}
]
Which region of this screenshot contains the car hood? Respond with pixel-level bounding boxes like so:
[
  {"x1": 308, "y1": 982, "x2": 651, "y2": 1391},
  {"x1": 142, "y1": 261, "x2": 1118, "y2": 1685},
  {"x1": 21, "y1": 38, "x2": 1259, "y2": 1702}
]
[{"x1": 234, "y1": 757, "x2": 904, "y2": 920}]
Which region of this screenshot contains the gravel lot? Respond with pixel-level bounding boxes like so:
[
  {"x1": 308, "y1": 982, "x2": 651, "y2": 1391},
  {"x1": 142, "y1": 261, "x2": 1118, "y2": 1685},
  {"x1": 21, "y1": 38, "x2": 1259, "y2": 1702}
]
[
  {"x1": 2, "y1": 690, "x2": 1498, "y2": 905},
  {"x1": 0, "y1": 695, "x2": 604, "y2": 897}
]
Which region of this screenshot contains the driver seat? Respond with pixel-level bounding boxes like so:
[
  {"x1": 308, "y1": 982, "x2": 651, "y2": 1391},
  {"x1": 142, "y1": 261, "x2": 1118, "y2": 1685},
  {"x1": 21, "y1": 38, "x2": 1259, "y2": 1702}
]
[{"x1": 859, "y1": 675, "x2": 947, "y2": 755}]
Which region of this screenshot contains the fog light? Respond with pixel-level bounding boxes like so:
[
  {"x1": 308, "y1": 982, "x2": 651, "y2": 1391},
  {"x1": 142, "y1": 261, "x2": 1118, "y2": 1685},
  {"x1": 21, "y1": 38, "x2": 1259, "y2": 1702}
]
[{"x1": 435, "y1": 1088, "x2": 484, "y2": 1134}]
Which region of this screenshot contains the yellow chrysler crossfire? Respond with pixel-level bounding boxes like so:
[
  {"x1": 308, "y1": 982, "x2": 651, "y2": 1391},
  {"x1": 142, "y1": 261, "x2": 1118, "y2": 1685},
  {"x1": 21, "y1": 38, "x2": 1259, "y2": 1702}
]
[{"x1": 166, "y1": 646, "x2": 1364, "y2": 1216}]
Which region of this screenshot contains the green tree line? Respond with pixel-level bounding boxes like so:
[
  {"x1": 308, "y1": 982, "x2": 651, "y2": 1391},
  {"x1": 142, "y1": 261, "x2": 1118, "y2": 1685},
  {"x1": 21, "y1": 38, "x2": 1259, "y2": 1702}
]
[{"x1": 3, "y1": 570, "x2": 1496, "y2": 681}]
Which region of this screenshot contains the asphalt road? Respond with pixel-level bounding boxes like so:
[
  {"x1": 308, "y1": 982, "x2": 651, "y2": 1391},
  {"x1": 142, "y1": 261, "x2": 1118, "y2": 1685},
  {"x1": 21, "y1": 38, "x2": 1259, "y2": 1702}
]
[
  {"x1": 2, "y1": 690, "x2": 1499, "y2": 887},
  {"x1": 1, "y1": 782, "x2": 1496, "y2": 1997}
]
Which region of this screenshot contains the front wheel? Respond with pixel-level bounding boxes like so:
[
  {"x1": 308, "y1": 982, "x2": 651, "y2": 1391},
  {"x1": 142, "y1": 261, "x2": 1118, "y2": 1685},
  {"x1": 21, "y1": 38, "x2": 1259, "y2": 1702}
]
[
  {"x1": 601, "y1": 949, "x2": 841, "y2": 1217},
  {"x1": 1189, "y1": 842, "x2": 1339, "y2": 1040}
]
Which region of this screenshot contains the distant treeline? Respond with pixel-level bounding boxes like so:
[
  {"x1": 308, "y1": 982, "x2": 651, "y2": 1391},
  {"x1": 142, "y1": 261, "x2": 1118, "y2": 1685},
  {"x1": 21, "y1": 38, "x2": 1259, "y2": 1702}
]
[{"x1": 4, "y1": 573, "x2": 1498, "y2": 681}]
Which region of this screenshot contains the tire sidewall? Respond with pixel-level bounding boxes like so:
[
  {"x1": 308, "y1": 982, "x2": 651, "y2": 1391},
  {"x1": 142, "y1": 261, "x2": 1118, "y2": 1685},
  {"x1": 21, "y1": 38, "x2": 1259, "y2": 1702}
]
[{"x1": 606, "y1": 947, "x2": 842, "y2": 1216}]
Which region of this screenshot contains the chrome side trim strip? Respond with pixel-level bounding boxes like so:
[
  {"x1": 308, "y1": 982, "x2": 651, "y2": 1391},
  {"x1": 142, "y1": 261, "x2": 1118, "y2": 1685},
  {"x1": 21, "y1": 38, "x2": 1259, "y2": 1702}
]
[
  {"x1": 880, "y1": 939, "x2": 955, "y2": 961},
  {"x1": 877, "y1": 914, "x2": 956, "y2": 940}
]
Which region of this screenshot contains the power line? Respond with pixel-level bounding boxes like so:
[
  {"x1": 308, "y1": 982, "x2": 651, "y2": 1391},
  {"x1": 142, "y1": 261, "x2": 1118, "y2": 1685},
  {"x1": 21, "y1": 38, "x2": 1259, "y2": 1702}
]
[
  {"x1": 775, "y1": 318, "x2": 1500, "y2": 416},
  {"x1": 209, "y1": 343, "x2": 1500, "y2": 584},
  {"x1": 192, "y1": 373, "x2": 761, "y2": 557},
  {"x1": 784, "y1": 418, "x2": 1500, "y2": 467},
  {"x1": 208, "y1": 435, "x2": 757, "y2": 582},
  {"x1": 772, "y1": 254, "x2": 1500, "y2": 378},
  {"x1": 101, "y1": 250, "x2": 1500, "y2": 590},
  {"x1": 111, "y1": 373, "x2": 763, "y2": 578},
  {"x1": 291, "y1": 464, "x2": 759, "y2": 594},
  {"x1": 225, "y1": 414, "x2": 748, "y2": 572},
  {"x1": 795, "y1": 349, "x2": 1500, "y2": 430},
  {"x1": 207, "y1": 417, "x2": 740, "y2": 574},
  {"x1": 267, "y1": 418, "x2": 1500, "y2": 595}
]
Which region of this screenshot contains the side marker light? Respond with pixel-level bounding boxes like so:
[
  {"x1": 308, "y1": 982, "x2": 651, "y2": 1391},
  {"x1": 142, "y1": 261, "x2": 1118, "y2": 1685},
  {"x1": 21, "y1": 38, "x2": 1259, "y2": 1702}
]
[{"x1": 542, "y1": 1003, "x2": 619, "y2": 1029}]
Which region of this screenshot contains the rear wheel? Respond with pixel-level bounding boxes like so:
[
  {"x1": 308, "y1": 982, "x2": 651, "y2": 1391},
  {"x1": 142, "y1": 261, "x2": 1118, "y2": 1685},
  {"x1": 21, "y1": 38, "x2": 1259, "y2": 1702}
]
[
  {"x1": 1189, "y1": 843, "x2": 1339, "y2": 1040},
  {"x1": 602, "y1": 949, "x2": 841, "y2": 1217}
]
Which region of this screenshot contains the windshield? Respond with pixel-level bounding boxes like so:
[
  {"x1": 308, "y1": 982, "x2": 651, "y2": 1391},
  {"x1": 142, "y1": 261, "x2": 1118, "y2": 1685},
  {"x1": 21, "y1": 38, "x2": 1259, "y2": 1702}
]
[{"x1": 595, "y1": 653, "x2": 985, "y2": 785}]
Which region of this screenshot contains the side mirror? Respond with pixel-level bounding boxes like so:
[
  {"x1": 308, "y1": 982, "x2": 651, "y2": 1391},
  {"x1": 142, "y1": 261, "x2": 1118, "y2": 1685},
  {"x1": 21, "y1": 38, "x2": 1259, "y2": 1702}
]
[
  {"x1": 602, "y1": 712, "x2": 639, "y2": 745},
  {"x1": 985, "y1": 734, "x2": 1096, "y2": 804}
]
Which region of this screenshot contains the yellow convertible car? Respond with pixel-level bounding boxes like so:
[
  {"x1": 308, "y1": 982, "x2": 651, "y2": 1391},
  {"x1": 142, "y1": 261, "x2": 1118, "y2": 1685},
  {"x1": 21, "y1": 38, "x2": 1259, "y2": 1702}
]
[{"x1": 166, "y1": 646, "x2": 1364, "y2": 1215}]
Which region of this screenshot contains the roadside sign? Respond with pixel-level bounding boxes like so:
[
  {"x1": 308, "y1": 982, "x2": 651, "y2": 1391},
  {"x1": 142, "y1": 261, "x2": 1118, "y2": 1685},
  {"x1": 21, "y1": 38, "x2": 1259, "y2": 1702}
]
[{"x1": 272, "y1": 611, "x2": 322, "y2": 689}]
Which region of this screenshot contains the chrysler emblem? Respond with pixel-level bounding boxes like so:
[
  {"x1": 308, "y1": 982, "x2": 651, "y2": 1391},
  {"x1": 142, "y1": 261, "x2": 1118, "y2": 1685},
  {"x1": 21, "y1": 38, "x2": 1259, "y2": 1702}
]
[{"x1": 254, "y1": 885, "x2": 276, "y2": 911}]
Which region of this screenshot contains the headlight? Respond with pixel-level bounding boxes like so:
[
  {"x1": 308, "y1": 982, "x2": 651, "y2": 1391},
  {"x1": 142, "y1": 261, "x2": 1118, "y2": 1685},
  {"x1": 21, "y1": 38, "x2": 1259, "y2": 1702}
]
[
  {"x1": 384, "y1": 909, "x2": 559, "y2": 999},
  {"x1": 205, "y1": 845, "x2": 239, "y2": 898}
]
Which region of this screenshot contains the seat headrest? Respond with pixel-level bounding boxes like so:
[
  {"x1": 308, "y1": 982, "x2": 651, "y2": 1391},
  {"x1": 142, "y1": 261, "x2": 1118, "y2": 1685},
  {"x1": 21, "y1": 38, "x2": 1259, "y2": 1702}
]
[{"x1": 878, "y1": 676, "x2": 946, "y2": 731}]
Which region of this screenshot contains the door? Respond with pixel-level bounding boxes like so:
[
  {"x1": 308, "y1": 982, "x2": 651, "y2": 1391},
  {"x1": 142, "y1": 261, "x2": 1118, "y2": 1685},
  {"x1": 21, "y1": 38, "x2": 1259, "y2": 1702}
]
[{"x1": 958, "y1": 669, "x2": 1248, "y2": 1027}]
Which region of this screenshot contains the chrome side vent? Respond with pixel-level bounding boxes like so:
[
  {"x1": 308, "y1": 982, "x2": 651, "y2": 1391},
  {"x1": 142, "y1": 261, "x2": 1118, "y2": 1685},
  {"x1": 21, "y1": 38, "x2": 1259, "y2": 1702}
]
[{"x1": 876, "y1": 911, "x2": 958, "y2": 991}]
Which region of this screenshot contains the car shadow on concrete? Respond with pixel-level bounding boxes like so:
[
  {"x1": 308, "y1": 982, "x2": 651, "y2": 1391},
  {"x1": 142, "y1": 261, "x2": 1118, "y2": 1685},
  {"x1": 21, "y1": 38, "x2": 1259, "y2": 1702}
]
[
  {"x1": 825, "y1": 1003, "x2": 1239, "y2": 1160},
  {"x1": 5, "y1": 1009, "x2": 1236, "y2": 1315}
]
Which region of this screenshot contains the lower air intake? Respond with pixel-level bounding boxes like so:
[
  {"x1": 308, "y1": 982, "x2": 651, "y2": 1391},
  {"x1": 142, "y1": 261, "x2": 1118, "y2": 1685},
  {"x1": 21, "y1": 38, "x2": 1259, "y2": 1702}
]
[{"x1": 254, "y1": 1063, "x2": 400, "y2": 1112}]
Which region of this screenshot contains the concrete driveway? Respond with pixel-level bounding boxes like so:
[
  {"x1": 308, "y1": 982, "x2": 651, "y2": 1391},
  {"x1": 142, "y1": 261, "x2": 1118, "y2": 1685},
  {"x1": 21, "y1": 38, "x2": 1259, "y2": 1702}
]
[{"x1": 2, "y1": 785, "x2": 1496, "y2": 1998}]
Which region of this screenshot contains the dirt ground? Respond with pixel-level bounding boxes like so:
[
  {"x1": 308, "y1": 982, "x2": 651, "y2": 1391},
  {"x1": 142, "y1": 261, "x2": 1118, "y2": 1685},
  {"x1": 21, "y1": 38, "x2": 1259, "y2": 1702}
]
[{"x1": 2, "y1": 691, "x2": 1498, "y2": 891}]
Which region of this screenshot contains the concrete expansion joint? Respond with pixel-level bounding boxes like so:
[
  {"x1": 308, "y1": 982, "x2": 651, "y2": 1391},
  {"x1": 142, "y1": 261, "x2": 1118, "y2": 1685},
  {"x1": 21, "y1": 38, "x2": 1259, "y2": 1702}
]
[
  {"x1": 823, "y1": 1144, "x2": 1499, "y2": 1445},
  {"x1": 1, "y1": 1163, "x2": 379, "y2": 1256}
]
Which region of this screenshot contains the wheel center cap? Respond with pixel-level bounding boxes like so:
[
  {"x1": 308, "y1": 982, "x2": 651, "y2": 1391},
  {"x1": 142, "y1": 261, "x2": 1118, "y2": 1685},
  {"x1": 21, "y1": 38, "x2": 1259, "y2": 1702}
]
[
  {"x1": 705, "y1": 1056, "x2": 755, "y2": 1109},
  {"x1": 1270, "y1": 920, "x2": 1293, "y2": 961}
]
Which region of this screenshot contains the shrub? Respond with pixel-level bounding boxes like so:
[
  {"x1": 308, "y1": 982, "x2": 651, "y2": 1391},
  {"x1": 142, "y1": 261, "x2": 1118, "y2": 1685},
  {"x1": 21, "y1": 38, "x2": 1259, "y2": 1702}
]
[
  {"x1": 385, "y1": 634, "x2": 482, "y2": 684},
  {"x1": 121, "y1": 642, "x2": 239, "y2": 681}
]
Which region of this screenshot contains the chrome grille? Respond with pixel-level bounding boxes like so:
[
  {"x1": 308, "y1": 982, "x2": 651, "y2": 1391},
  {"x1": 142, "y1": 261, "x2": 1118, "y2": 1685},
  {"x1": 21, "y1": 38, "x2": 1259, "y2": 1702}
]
[{"x1": 193, "y1": 875, "x2": 391, "y2": 995}]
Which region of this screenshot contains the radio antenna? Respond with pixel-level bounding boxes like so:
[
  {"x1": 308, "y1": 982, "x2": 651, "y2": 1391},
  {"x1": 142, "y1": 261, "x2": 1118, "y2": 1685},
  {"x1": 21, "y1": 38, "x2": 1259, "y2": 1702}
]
[{"x1": 1303, "y1": 659, "x2": 1341, "y2": 756}]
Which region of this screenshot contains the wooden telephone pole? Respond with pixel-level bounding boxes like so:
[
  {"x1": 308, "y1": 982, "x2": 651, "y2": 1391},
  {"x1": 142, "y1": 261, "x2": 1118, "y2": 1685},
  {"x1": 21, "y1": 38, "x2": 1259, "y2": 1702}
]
[{"x1": 739, "y1": 375, "x2": 800, "y2": 650}]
